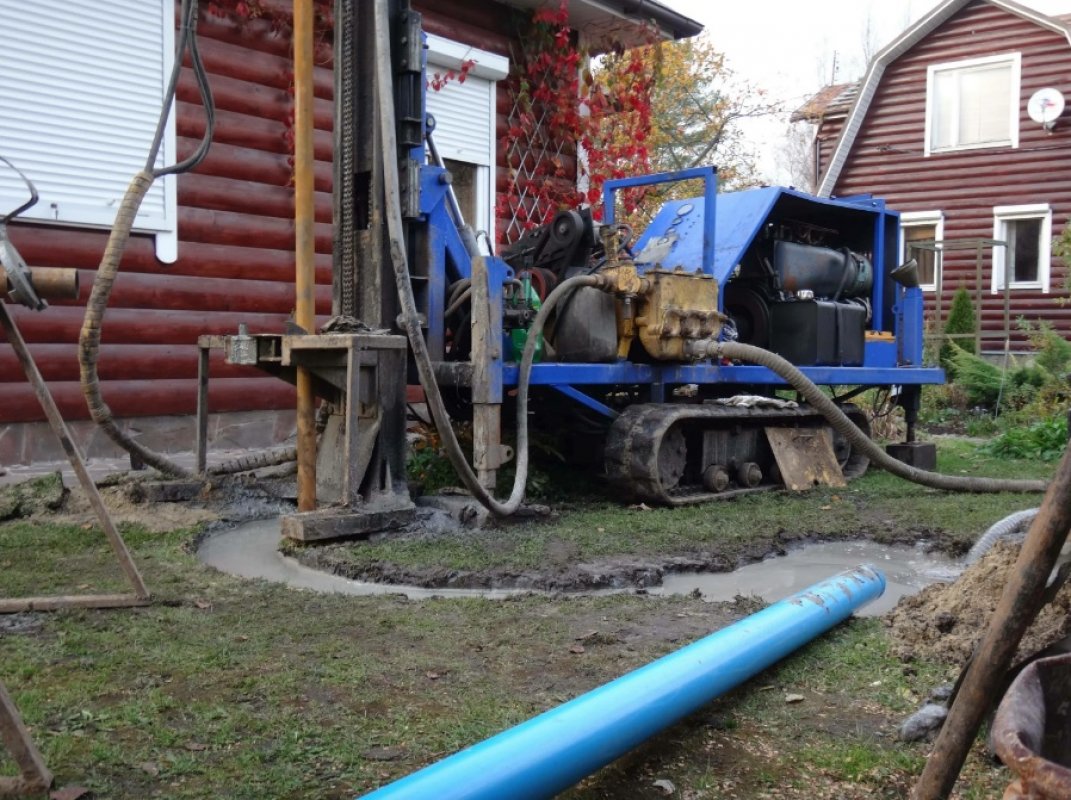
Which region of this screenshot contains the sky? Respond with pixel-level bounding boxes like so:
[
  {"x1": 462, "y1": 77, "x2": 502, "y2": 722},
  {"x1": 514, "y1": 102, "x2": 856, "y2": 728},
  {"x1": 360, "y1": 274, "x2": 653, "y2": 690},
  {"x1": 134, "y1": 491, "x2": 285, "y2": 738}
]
[{"x1": 665, "y1": 0, "x2": 1071, "y2": 184}]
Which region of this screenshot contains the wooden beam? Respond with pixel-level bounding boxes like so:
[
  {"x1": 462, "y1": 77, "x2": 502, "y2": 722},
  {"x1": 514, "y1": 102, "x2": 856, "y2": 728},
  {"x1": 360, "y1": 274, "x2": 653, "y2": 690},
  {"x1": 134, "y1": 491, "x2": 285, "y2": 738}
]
[
  {"x1": 0, "y1": 594, "x2": 149, "y2": 614},
  {"x1": 0, "y1": 681, "x2": 52, "y2": 797}
]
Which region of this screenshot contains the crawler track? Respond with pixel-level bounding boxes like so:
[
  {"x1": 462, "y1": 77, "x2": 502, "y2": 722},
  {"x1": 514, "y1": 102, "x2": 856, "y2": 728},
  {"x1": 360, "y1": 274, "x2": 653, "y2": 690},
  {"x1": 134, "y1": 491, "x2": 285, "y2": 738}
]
[{"x1": 604, "y1": 402, "x2": 871, "y2": 506}]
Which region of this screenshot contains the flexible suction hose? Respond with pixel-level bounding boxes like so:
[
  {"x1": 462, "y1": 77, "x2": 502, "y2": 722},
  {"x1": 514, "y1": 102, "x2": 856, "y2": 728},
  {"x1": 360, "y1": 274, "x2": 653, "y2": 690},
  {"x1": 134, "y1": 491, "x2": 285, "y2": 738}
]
[
  {"x1": 372, "y1": 0, "x2": 601, "y2": 516},
  {"x1": 705, "y1": 341, "x2": 1049, "y2": 494},
  {"x1": 78, "y1": 0, "x2": 213, "y2": 478},
  {"x1": 964, "y1": 508, "x2": 1041, "y2": 565}
]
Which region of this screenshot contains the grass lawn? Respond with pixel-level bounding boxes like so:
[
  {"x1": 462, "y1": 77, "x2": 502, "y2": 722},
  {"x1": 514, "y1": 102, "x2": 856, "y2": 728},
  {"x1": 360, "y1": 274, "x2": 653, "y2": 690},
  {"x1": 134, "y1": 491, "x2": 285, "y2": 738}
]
[{"x1": 0, "y1": 435, "x2": 1047, "y2": 798}]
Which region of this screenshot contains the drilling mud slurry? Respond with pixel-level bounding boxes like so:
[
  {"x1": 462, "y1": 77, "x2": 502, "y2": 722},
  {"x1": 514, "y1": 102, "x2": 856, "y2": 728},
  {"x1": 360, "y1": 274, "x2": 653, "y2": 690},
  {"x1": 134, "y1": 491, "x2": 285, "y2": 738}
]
[
  {"x1": 197, "y1": 517, "x2": 527, "y2": 599},
  {"x1": 652, "y1": 541, "x2": 961, "y2": 616},
  {"x1": 198, "y1": 518, "x2": 960, "y2": 612}
]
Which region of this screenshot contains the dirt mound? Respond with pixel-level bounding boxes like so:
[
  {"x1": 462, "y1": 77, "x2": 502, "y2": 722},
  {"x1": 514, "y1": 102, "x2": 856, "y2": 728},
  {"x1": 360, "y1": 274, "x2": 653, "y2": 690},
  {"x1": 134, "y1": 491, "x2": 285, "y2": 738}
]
[{"x1": 885, "y1": 539, "x2": 1071, "y2": 665}]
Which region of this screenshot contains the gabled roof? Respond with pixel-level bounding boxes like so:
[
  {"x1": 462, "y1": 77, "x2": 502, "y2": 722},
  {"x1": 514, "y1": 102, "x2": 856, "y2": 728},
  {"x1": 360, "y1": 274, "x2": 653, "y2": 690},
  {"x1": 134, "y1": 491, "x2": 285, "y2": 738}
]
[{"x1": 817, "y1": 0, "x2": 1071, "y2": 197}]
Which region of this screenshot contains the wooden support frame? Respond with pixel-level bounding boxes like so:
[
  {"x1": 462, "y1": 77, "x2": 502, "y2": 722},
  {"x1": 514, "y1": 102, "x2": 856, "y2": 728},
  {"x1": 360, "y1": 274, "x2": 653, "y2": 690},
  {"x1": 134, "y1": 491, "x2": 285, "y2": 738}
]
[
  {"x1": 0, "y1": 681, "x2": 52, "y2": 797},
  {"x1": 0, "y1": 300, "x2": 150, "y2": 614}
]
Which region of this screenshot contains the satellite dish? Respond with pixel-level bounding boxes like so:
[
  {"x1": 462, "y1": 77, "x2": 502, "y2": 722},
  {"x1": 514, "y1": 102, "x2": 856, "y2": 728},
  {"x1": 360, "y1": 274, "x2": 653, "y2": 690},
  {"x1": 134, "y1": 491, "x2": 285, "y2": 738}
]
[{"x1": 1027, "y1": 88, "x2": 1065, "y2": 130}]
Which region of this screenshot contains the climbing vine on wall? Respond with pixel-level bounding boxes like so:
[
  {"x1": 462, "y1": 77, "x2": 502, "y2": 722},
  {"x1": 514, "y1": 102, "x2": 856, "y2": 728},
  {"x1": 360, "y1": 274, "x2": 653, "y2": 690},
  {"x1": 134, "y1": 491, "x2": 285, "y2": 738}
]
[{"x1": 498, "y1": 0, "x2": 659, "y2": 242}]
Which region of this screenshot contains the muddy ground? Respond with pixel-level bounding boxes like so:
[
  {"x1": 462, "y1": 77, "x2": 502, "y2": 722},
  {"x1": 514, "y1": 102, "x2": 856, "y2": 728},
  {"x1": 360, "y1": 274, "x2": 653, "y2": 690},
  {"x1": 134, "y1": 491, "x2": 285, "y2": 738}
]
[
  {"x1": 0, "y1": 442, "x2": 1054, "y2": 798},
  {"x1": 887, "y1": 539, "x2": 1071, "y2": 665}
]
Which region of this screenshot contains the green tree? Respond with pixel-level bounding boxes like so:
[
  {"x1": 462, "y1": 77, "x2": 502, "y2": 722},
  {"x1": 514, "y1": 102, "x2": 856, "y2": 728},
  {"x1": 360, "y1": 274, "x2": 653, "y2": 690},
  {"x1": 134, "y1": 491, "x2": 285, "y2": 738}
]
[
  {"x1": 941, "y1": 287, "x2": 977, "y2": 376},
  {"x1": 592, "y1": 34, "x2": 778, "y2": 191}
]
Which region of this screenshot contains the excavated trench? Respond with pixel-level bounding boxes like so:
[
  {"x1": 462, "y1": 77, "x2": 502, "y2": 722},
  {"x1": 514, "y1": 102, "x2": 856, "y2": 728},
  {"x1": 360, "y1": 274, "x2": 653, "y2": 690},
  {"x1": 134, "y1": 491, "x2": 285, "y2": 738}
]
[{"x1": 197, "y1": 517, "x2": 960, "y2": 614}]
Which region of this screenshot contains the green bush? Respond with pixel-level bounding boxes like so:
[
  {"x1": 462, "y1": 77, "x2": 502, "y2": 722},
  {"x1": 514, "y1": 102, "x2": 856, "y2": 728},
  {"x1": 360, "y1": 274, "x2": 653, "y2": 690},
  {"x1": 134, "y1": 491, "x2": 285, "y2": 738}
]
[
  {"x1": 1024, "y1": 320, "x2": 1071, "y2": 378},
  {"x1": 948, "y1": 344, "x2": 1002, "y2": 407},
  {"x1": 983, "y1": 415, "x2": 1069, "y2": 462},
  {"x1": 940, "y1": 287, "x2": 977, "y2": 375}
]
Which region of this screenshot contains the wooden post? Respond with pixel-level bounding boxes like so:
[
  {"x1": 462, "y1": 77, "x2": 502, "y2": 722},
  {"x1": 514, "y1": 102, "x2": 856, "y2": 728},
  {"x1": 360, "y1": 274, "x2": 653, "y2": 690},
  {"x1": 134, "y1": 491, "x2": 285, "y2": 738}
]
[
  {"x1": 294, "y1": 0, "x2": 318, "y2": 512},
  {"x1": 913, "y1": 444, "x2": 1071, "y2": 799},
  {"x1": 0, "y1": 301, "x2": 149, "y2": 603},
  {"x1": 470, "y1": 257, "x2": 504, "y2": 491},
  {"x1": 0, "y1": 681, "x2": 52, "y2": 797},
  {"x1": 195, "y1": 341, "x2": 210, "y2": 475}
]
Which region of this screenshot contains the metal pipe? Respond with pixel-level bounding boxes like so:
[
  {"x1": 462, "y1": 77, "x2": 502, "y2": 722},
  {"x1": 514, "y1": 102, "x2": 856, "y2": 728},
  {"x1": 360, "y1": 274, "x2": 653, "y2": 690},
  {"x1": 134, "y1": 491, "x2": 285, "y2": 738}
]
[
  {"x1": 293, "y1": 0, "x2": 317, "y2": 511},
  {"x1": 913, "y1": 442, "x2": 1071, "y2": 800},
  {"x1": 0, "y1": 267, "x2": 79, "y2": 301},
  {"x1": 359, "y1": 565, "x2": 886, "y2": 800}
]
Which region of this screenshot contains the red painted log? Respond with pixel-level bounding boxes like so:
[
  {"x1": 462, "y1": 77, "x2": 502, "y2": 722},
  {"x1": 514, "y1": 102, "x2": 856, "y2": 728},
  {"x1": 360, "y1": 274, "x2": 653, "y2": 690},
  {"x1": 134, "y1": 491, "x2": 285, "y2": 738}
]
[
  {"x1": 40, "y1": 270, "x2": 331, "y2": 314},
  {"x1": 0, "y1": 344, "x2": 258, "y2": 383},
  {"x1": 7, "y1": 306, "x2": 298, "y2": 345},
  {"x1": 0, "y1": 378, "x2": 297, "y2": 423},
  {"x1": 177, "y1": 172, "x2": 332, "y2": 223},
  {"x1": 6, "y1": 225, "x2": 333, "y2": 285},
  {"x1": 177, "y1": 139, "x2": 333, "y2": 192},
  {"x1": 177, "y1": 207, "x2": 333, "y2": 253}
]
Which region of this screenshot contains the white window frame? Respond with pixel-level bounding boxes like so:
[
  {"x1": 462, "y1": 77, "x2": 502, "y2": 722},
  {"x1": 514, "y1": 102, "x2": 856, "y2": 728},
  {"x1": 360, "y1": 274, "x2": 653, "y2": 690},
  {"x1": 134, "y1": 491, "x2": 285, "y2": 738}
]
[
  {"x1": 900, "y1": 210, "x2": 944, "y2": 292},
  {"x1": 991, "y1": 203, "x2": 1052, "y2": 293},
  {"x1": 425, "y1": 34, "x2": 508, "y2": 253},
  {"x1": 0, "y1": 0, "x2": 177, "y2": 262},
  {"x1": 925, "y1": 52, "x2": 1021, "y2": 157}
]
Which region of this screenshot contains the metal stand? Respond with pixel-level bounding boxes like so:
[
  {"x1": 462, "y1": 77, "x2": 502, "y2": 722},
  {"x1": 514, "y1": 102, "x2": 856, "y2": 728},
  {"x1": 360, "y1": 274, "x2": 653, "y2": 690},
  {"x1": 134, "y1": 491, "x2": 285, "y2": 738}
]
[
  {"x1": 0, "y1": 682, "x2": 51, "y2": 798},
  {"x1": 0, "y1": 300, "x2": 150, "y2": 613}
]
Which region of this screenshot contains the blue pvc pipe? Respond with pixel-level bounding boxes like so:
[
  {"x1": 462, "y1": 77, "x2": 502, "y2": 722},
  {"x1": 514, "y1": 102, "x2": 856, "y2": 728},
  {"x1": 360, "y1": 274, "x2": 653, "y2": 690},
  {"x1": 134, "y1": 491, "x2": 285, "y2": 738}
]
[{"x1": 359, "y1": 565, "x2": 886, "y2": 800}]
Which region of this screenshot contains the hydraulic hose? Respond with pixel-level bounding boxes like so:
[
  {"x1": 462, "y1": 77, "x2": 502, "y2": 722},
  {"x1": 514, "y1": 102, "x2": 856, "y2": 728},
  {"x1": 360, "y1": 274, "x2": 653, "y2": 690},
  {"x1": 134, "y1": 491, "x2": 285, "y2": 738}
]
[
  {"x1": 79, "y1": 0, "x2": 213, "y2": 479},
  {"x1": 372, "y1": 0, "x2": 601, "y2": 516},
  {"x1": 703, "y1": 341, "x2": 1049, "y2": 494},
  {"x1": 964, "y1": 508, "x2": 1040, "y2": 565}
]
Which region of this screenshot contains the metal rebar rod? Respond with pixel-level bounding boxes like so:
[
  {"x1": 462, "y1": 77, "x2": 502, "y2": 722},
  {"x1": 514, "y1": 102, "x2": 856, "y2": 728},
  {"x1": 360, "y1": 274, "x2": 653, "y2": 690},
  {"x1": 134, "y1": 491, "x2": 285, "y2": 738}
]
[
  {"x1": 294, "y1": 0, "x2": 317, "y2": 512},
  {"x1": 0, "y1": 301, "x2": 149, "y2": 600},
  {"x1": 912, "y1": 443, "x2": 1071, "y2": 799}
]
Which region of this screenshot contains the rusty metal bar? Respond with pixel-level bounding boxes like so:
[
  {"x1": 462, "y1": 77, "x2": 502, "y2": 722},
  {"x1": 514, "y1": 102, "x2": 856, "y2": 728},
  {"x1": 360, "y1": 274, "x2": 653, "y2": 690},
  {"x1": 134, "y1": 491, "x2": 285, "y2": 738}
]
[
  {"x1": 913, "y1": 443, "x2": 1071, "y2": 799},
  {"x1": 0, "y1": 267, "x2": 78, "y2": 302},
  {"x1": 0, "y1": 681, "x2": 52, "y2": 797},
  {"x1": 294, "y1": 0, "x2": 317, "y2": 512},
  {"x1": 0, "y1": 300, "x2": 150, "y2": 603}
]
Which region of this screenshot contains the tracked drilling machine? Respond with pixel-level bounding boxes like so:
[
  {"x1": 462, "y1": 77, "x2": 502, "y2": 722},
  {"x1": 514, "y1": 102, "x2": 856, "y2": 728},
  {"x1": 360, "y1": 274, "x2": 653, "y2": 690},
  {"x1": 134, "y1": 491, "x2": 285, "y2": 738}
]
[{"x1": 219, "y1": 0, "x2": 960, "y2": 541}]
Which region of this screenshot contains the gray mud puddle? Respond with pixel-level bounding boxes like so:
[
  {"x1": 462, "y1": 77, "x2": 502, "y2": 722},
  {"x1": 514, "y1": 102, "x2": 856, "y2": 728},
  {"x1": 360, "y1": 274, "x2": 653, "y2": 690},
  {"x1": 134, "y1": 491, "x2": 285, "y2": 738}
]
[
  {"x1": 651, "y1": 541, "x2": 961, "y2": 616},
  {"x1": 197, "y1": 518, "x2": 526, "y2": 600},
  {"x1": 199, "y1": 519, "x2": 960, "y2": 613}
]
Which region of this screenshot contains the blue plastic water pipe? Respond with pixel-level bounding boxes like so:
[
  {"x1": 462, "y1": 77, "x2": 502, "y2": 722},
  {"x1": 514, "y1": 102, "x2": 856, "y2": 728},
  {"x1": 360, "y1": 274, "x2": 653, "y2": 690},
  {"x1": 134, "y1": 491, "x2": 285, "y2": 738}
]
[{"x1": 359, "y1": 565, "x2": 886, "y2": 800}]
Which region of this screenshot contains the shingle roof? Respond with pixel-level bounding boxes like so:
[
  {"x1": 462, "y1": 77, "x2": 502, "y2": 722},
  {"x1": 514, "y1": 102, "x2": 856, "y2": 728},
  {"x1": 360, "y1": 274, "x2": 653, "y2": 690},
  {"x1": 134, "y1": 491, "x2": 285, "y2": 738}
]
[{"x1": 790, "y1": 82, "x2": 861, "y2": 123}]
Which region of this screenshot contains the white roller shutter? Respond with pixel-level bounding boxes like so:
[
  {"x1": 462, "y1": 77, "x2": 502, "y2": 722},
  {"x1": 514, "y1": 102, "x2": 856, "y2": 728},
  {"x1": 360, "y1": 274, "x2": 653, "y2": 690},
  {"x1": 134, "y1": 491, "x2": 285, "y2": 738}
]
[
  {"x1": 0, "y1": 0, "x2": 177, "y2": 262},
  {"x1": 426, "y1": 70, "x2": 494, "y2": 166},
  {"x1": 425, "y1": 34, "x2": 508, "y2": 246}
]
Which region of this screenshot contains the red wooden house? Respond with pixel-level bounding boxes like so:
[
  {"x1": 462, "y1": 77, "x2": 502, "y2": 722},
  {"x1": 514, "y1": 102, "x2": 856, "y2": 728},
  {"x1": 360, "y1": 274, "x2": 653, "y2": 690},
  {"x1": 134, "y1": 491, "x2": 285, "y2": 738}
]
[
  {"x1": 0, "y1": 0, "x2": 700, "y2": 465},
  {"x1": 800, "y1": 0, "x2": 1071, "y2": 353}
]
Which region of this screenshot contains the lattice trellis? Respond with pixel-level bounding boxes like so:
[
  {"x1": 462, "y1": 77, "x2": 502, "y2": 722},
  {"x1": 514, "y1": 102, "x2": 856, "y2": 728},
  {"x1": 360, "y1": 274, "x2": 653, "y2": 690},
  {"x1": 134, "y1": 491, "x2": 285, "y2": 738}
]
[{"x1": 499, "y1": 71, "x2": 578, "y2": 246}]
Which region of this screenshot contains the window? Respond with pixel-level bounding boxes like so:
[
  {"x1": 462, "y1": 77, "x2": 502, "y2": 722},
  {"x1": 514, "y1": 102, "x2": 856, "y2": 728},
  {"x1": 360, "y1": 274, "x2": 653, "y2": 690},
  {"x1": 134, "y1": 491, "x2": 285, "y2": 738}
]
[
  {"x1": 992, "y1": 204, "x2": 1052, "y2": 293},
  {"x1": 925, "y1": 53, "x2": 1021, "y2": 156},
  {"x1": 0, "y1": 0, "x2": 177, "y2": 262},
  {"x1": 900, "y1": 211, "x2": 944, "y2": 292},
  {"x1": 425, "y1": 35, "x2": 509, "y2": 252}
]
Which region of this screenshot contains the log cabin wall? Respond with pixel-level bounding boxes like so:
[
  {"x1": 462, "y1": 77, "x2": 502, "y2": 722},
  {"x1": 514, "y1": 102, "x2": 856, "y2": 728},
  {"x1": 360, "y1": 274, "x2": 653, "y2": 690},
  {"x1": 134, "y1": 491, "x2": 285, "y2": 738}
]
[
  {"x1": 830, "y1": 0, "x2": 1071, "y2": 349},
  {"x1": 0, "y1": 1, "x2": 530, "y2": 461}
]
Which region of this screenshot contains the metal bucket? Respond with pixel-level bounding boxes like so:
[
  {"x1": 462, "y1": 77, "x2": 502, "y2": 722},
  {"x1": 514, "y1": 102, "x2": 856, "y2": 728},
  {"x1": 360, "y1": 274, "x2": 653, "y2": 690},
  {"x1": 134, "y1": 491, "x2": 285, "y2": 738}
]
[{"x1": 993, "y1": 652, "x2": 1071, "y2": 799}]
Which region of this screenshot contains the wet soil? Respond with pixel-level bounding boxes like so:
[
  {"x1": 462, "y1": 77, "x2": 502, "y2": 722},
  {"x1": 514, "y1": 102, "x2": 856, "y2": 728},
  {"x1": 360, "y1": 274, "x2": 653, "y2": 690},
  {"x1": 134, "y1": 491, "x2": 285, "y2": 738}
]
[
  {"x1": 885, "y1": 539, "x2": 1071, "y2": 665},
  {"x1": 289, "y1": 523, "x2": 960, "y2": 594}
]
